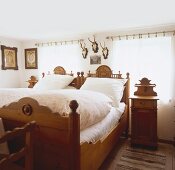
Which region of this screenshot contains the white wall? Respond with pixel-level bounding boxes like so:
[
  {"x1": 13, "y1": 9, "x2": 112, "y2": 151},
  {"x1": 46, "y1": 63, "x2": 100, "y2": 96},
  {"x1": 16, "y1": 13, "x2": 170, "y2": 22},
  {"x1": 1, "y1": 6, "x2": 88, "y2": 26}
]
[
  {"x1": 20, "y1": 36, "x2": 115, "y2": 88},
  {"x1": 21, "y1": 36, "x2": 115, "y2": 74},
  {"x1": 0, "y1": 37, "x2": 22, "y2": 88},
  {"x1": 20, "y1": 42, "x2": 39, "y2": 88}
]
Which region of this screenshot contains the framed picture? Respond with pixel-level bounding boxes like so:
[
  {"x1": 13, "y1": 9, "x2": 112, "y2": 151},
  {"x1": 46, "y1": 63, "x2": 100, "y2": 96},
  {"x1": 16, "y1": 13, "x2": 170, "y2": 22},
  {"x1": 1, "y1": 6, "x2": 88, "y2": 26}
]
[
  {"x1": 90, "y1": 55, "x2": 101, "y2": 65},
  {"x1": 25, "y1": 48, "x2": 38, "y2": 69},
  {"x1": 1, "y1": 45, "x2": 18, "y2": 70}
]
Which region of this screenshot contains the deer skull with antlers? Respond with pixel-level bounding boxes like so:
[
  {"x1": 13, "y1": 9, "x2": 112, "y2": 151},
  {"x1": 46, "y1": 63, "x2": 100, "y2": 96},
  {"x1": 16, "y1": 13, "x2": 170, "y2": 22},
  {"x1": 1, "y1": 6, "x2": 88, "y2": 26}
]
[
  {"x1": 88, "y1": 36, "x2": 99, "y2": 53},
  {"x1": 80, "y1": 42, "x2": 88, "y2": 59},
  {"x1": 100, "y1": 42, "x2": 109, "y2": 59}
]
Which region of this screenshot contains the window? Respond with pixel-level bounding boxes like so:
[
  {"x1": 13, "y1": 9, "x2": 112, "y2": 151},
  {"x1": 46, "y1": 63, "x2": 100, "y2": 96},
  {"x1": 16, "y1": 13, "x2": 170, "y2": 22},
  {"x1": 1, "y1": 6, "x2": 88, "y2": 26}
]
[
  {"x1": 38, "y1": 44, "x2": 82, "y2": 76},
  {"x1": 112, "y1": 37, "x2": 174, "y2": 103}
]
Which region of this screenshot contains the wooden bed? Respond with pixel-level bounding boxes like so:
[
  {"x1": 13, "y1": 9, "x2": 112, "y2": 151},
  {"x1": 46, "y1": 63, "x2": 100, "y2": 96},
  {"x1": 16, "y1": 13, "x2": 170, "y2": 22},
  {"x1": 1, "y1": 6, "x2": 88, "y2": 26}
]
[{"x1": 0, "y1": 65, "x2": 130, "y2": 170}]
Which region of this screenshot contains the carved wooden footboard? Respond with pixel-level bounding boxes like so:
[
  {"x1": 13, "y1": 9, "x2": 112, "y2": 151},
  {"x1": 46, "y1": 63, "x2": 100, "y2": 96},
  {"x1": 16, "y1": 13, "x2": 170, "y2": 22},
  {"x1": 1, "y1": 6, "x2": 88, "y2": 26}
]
[
  {"x1": 0, "y1": 98, "x2": 80, "y2": 170},
  {"x1": 0, "y1": 99, "x2": 129, "y2": 170}
]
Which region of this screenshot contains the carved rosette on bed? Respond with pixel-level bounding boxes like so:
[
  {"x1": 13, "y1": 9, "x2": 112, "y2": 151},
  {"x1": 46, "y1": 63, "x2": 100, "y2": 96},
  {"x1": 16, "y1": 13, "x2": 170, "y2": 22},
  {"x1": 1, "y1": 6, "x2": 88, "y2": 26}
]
[{"x1": 22, "y1": 104, "x2": 33, "y2": 116}]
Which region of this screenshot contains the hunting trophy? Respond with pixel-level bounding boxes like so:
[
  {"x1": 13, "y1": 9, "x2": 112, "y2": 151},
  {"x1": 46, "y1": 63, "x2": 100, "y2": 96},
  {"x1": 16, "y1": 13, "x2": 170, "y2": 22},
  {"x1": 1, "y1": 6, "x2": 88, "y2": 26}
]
[
  {"x1": 88, "y1": 36, "x2": 99, "y2": 53},
  {"x1": 100, "y1": 42, "x2": 109, "y2": 59},
  {"x1": 80, "y1": 42, "x2": 88, "y2": 59}
]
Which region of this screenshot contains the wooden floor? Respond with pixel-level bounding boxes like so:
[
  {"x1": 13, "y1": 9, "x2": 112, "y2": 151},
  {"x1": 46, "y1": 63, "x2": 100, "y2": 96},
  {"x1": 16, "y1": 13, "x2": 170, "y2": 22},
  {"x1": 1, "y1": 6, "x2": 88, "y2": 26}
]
[{"x1": 99, "y1": 138, "x2": 175, "y2": 170}]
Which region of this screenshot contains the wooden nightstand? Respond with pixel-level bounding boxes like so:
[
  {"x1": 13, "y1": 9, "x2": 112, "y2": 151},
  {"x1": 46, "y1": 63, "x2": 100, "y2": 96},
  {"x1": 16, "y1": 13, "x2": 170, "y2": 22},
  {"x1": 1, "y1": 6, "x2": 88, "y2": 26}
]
[
  {"x1": 130, "y1": 96, "x2": 159, "y2": 148},
  {"x1": 130, "y1": 77, "x2": 158, "y2": 149}
]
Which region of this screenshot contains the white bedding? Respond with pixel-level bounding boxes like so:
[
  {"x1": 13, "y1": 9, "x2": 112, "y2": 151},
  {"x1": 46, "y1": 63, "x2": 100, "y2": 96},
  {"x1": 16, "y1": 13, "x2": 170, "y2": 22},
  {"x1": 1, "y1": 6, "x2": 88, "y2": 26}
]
[
  {"x1": 80, "y1": 103, "x2": 125, "y2": 143},
  {"x1": 0, "y1": 88, "x2": 126, "y2": 143},
  {"x1": 0, "y1": 88, "x2": 41, "y2": 107},
  {"x1": 27, "y1": 90, "x2": 113, "y2": 130},
  {"x1": 0, "y1": 86, "x2": 76, "y2": 107},
  {"x1": 0, "y1": 89, "x2": 113, "y2": 130}
]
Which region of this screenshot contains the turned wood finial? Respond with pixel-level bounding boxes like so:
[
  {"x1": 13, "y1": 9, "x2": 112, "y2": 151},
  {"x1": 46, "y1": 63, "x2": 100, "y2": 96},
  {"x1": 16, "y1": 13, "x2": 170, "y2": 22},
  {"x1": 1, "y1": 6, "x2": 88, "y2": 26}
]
[
  {"x1": 126, "y1": 72, "x2": 129, "y2": 79},
  {"x1": 42, "y1": 72, "x2": 45, "y2": 78},
  {"x1": 81, "y1": 72, "x2": 84, "y2": 76},
  {"x1": 88, "y1": 70, "x2": 91, "y2": 77},
  {"x1": 69, "y1": 100, "x2": 79, "y2": 113},
  {"x1": 118, "y1": 71, "x2": 122, "y2": 78},
  {"x1": 77, "y1": 72, "x2": 80, "y2": 77}
]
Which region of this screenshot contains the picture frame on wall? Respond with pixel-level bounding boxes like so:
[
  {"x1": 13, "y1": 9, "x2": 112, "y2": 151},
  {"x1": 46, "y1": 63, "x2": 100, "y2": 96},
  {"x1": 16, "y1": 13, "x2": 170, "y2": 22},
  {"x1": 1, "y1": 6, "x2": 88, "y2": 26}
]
[
  {"x1": 25, "y1": 48, "x2": 38, "y2": 69},
  {"x1": 90, "y1": 55, "x2": 101, "y2": 65},
  {"x1": 1, "y1": 45, "x2": 18, "y2": 70}
]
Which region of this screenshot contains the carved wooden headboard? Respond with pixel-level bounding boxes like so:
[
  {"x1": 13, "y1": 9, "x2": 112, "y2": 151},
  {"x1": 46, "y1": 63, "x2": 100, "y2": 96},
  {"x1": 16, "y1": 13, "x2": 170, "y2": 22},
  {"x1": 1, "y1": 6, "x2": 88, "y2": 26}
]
[
  {"x1": 53, "y1": 66, "x2": 66, "y2": 75},
  {"x1": 42, "y1": 66, "x2": 72, "y2": 78},
  {"x1": 96, "y1": 65, "x2": 112, "y2": 77},
  {"x1": 87, "y1": 65, "x2": 130, "y2": 105},
  {"x1": 53, "y1": 66, "x2": 73, "y2": 76},
  {"x1": 88, "y1": 65, "x2": 128, "y2": 79},
  {"x1": 53, "y1": 66, "x2": 83, "y2": 89}
]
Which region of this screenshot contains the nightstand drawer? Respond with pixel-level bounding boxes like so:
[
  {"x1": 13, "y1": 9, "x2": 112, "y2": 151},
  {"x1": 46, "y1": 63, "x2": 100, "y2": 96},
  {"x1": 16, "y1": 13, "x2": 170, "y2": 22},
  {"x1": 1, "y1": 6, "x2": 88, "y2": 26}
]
[{"x1": 133, "y1": 99, "x2": 156, "y2": 109}]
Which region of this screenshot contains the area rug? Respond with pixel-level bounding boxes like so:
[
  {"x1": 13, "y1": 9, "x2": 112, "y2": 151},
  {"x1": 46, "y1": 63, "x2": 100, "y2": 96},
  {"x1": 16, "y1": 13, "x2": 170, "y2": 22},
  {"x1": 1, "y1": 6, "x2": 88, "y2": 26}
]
[{"x1": 116, "y1": 147, "x2": 166, "y2": 170}]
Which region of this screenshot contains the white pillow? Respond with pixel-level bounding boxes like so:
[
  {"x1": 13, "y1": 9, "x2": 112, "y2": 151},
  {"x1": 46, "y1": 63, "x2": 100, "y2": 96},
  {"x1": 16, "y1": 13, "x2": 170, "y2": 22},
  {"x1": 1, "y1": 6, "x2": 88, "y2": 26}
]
[
  {"x1": 80, "y1": 77, "x2": 127, "y2": 107},
  {"x1": 33, "y1": 75, "x2": 74, "y2": 90}
]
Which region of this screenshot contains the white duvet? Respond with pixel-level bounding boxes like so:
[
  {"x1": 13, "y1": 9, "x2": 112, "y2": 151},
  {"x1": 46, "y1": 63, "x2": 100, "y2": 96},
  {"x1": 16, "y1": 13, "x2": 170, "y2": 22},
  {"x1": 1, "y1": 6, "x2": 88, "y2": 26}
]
[
  {"x1": 0, "y1": 89, "x2": 113, "y2": 130},
  {"x1": 0, "y1": 88, "x2": 39, "y2": 107},
  {"x1": 80, "y1": 103, "x2": 125, "y2": 143}
]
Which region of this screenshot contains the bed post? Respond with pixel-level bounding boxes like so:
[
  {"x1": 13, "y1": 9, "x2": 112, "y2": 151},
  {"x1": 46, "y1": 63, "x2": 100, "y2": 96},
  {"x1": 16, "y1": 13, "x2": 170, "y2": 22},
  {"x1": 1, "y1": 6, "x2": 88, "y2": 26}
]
[
  {"x1": 76, "y1": 72, "x2": 85, "y2": 89},
  {"x1": 125, "y1": 72, "x2": 130, "y2": 138},
  {"x1": 69, "y1": 100, "x2": 80, "y2": 170},
  {"x1": 80, "y1": 72, "x2": 85, "y2": 86}
]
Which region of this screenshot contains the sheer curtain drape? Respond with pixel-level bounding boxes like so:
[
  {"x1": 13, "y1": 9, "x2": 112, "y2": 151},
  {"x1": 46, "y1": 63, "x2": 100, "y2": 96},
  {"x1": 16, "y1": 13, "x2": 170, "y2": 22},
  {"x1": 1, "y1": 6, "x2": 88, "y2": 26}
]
[
  {"x1": 38, "y1": 44, "x2": 82, "y2": 77},
  {"x1": 112, "y1": 37, "x2": 175, "y2": 140}
]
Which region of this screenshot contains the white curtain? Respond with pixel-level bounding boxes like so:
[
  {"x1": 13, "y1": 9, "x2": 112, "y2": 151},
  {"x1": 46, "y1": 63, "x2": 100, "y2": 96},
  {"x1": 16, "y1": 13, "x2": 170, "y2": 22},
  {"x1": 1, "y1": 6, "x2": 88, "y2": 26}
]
[
  {"x1": 38, "y1": 44, "x2": 82, "y2": 77},
  {"x1": 112, "y1": 37, "x2": 175, "y2": 140}
]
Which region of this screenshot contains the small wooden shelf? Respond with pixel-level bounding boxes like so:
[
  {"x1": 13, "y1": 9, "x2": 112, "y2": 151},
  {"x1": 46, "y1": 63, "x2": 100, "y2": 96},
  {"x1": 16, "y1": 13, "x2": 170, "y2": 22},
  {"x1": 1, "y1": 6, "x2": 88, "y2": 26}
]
[
  {"x1": 134, "y1": 77, "x2": 157, "y2": 96},
  {"x1": 27, "y1": 76, "x2": 38, "y2": 88}
]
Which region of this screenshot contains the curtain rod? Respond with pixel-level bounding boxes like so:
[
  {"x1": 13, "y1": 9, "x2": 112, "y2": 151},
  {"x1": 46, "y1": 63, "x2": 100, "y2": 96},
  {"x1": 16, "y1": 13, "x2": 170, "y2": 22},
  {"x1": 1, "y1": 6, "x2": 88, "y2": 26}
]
[
  {"x1": 106, "y1": 30, "x2": 175, "y2": 40},
  {"x1": 35, "y1": 39, "x2": 84, "y2": 47}
]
